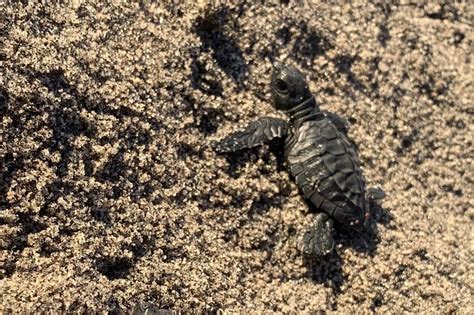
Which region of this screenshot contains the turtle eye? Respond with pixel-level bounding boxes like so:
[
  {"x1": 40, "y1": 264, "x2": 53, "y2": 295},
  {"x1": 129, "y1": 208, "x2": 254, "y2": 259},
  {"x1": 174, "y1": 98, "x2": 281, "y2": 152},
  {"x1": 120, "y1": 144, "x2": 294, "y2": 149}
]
[{"x1": 275, "y1": 79, "x2": 288, "y2": 93}]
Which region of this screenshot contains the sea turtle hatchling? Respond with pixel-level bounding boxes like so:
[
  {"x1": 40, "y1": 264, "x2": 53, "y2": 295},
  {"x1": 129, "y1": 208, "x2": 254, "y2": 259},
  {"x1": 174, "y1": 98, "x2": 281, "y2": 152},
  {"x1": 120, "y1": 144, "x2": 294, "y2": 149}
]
[{"x1": 214, "y1": 63, "x2": 384, "y2": 256}]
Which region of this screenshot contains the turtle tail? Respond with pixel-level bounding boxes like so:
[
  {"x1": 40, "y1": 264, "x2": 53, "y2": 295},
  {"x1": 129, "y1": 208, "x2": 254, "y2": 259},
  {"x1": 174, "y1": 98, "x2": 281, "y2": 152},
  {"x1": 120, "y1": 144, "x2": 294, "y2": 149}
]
[{"x1": 367, "y1": 187, "x2": 386, "y2": 202}]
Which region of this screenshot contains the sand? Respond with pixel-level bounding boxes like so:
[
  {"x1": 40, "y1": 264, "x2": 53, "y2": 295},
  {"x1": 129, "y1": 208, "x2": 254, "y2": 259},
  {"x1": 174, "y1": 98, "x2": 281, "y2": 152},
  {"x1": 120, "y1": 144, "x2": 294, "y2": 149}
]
[{"x1": 0, "y1": 1, "x2": 473, "y2": 313}]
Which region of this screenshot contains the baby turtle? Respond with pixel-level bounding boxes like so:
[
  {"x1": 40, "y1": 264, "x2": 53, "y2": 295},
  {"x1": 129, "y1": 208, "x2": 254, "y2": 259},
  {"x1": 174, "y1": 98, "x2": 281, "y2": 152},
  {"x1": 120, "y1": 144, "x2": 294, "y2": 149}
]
[{"x1": 215, "y1": 63, "x2": 384, "y2": 256}]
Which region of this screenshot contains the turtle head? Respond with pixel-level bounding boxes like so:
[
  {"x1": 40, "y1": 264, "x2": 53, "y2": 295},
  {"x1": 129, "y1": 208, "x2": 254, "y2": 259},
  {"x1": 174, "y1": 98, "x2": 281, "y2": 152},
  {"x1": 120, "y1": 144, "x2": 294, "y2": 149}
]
[{"x1": 270, "y1": 63, "x2": 312, "y2": 111}]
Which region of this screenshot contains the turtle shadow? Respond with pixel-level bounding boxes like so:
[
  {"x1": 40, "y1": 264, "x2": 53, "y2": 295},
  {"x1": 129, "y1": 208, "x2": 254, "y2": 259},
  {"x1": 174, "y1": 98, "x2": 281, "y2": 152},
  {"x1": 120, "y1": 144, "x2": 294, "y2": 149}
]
[
  {"x1": 303, "y1": 252, "x2": 345, "y2": 295},
  {"x1": 221, "y1": 139, "x2": 286, "y2": 179}
]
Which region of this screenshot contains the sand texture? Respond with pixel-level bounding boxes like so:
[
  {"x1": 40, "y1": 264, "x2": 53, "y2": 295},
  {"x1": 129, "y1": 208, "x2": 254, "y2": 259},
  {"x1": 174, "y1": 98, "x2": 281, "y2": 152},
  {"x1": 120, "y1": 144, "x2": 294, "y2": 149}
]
[{"x1": 1, "y1": 1, "x2": 473, "y2": 313}]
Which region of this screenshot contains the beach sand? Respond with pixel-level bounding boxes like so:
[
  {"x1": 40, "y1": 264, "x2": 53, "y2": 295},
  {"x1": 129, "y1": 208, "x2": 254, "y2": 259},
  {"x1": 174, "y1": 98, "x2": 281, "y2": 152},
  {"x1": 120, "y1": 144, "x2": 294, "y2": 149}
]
[{"x1": 1, "y1": 1, "x2": 472, "y2": 313}]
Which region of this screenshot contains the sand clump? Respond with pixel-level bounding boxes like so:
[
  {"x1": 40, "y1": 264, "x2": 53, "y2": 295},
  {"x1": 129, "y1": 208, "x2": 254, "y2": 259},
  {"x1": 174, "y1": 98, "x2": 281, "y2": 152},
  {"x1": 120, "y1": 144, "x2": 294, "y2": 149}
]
[{"x1": 0, "y1": 1, "x2": 473, "y2": 313}]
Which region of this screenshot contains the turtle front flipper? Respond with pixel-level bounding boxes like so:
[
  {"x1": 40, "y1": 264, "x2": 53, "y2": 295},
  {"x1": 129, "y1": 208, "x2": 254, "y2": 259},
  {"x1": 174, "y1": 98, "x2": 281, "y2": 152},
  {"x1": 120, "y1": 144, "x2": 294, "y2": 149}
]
[
  {"x1": 214, "y1": 117, "x2": 288, "y2": 153},
  {"x1": 322, "y1": 110, "x2": 349, "y2": 134},
  {"x1": 297, "y1": 212, "x2": 335, "y2": 256}
]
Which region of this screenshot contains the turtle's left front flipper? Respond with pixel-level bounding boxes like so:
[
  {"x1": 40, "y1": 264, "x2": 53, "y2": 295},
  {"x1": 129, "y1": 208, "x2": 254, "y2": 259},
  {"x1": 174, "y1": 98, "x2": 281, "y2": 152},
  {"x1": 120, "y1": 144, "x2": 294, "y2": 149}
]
[{"x1": 214, "y1": 117, "x2": 288, "y2": 153}]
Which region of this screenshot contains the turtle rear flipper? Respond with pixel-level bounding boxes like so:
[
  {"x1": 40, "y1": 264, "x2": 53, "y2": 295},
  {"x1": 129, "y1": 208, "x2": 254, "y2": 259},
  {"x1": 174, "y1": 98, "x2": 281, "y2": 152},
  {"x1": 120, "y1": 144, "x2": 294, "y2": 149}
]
[
  {"x1": 297, "y1": 212, "x2": 335, "y2": 256},
  {"x1": 214, "y1": 117, "x2": 288, "y2": 153}
]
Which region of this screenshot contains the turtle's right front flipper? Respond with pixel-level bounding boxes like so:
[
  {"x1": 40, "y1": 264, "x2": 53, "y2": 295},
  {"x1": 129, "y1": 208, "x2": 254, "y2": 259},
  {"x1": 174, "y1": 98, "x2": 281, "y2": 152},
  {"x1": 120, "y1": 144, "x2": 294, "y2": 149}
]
[
  {"x1": 322, "y1": 110, "x2": 349, "y2": 134},
  {"x1": 214, "y1": 117, "x2": 288, "y2": 153}
]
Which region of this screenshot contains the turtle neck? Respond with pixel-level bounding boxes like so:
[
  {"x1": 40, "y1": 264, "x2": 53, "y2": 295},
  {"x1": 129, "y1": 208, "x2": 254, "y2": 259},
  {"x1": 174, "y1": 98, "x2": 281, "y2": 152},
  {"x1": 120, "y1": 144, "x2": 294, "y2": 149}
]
[{"x1": 284, "y1": 95, "x2": 321, "y2": 126}]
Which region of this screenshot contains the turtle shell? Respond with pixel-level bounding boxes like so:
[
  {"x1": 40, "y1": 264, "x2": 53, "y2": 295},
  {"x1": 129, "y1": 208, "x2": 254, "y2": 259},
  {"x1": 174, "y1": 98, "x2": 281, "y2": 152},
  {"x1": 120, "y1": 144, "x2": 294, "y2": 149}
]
[{"x1": 285, "y1": 117, "x2": 367, "y2": 229}]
